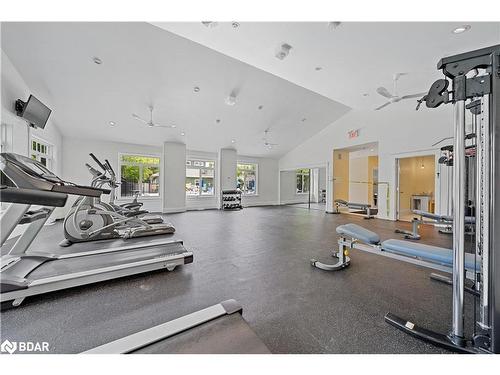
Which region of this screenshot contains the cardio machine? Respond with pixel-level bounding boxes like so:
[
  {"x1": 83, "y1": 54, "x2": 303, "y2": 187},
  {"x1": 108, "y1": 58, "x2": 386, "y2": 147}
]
[
  {"x1": 85, "y1": 153, "x2": 164, "y2": 224},
  {"x1": 0, "y1": 153, "x2": 193, "y2": 308},
  {"x1": 60, "y1": 155, "x2": 175, "y2": 247}
]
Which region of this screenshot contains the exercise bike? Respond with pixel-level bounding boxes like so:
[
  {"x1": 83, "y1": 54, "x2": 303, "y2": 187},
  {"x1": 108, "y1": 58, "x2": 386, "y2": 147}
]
[{"x1": 59, "y1": 155, "x2": 175, "y2": 247}]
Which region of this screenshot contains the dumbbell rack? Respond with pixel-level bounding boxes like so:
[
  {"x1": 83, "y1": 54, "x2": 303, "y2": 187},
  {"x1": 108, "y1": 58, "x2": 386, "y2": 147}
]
[{"x1": 221, "y1": 189, "x2": 242, "y2": 210}]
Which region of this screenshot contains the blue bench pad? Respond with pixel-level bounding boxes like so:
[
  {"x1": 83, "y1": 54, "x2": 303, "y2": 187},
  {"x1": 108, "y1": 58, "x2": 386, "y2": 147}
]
[
  {"x1": 413, "y1": 210, "x2": 475, "y2": 224},
  {"x1": 381, "y1": 239, "x2": 479, "y2": 271},
  {"x1": 336, "y1": 224, "x2": 381, "y2": 244},
  {"x1": 335, "y1": 199, "x2": 371, "y2": 209}
]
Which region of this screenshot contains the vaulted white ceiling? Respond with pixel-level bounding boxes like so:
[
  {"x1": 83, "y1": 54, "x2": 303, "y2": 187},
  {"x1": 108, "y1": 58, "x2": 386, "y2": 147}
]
[
  {"x1": 3, "y1": 22, "x2": 498, "y2": 159},
  {"x1": 0, "y1": 22, "x2": 349, "y2": 158},
  {"x1": 154, "y1": 22, "x2": 500, "y2": 109}
]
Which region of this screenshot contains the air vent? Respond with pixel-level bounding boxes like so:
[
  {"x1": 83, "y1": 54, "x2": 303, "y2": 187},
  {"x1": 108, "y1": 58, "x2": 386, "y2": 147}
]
[{"x1": 275, "y1": 43, "x2": 292, "y2": 60}]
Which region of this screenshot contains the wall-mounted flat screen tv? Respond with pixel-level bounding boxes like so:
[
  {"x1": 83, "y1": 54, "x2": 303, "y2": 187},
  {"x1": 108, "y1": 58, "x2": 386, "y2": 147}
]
[{"x1": 17, "y1": 95, "x2": 52, "y2": 129}]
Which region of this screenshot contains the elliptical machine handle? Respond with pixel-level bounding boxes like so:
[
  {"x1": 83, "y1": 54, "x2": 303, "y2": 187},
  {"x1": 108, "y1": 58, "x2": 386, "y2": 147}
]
[
  {"x1": 85, "y1": 163, "x2": 103, "y2": 177},
  {"x1": 89, "y1": 153, "x2": 107, "y2": 172},
  {"x1": 104, "y1": 159, "x2": 116, "y2": 176}
]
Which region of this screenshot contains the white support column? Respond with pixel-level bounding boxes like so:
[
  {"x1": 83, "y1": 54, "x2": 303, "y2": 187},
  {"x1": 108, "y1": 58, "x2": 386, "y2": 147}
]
[
  {"x1": 162, "y1": 142, "x2": 186, "y2": 213},
  {"x1": 326, "y1": 161, "x2": 334, "y2": 213},
  {"x1": 219, "y1": 148, "x2": 237, "y2": 191}
]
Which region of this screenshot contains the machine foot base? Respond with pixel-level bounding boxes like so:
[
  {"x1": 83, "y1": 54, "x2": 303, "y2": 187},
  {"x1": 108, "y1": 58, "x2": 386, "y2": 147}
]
[
  {"x1": 310, "y1": 257, "x2": 350, "y2": 271},
  {"x1": 384, "y1": 312, "x2": 477, "y2": 353}
]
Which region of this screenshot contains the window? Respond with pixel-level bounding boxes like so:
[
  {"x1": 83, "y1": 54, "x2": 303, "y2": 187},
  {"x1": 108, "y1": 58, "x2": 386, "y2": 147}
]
[
  {"x1": 119, "y1": 154, "x2": 160, "y2": 198},
  {"x1": 186, "y1": 159, "x2": 215, "y2": 196},
  {"x1": 31, "y1": 137, "x2": 53, "y2": 169},
  {"x1": 237, "y1": 163, "x2": 257, "y2": 195},
  {"x1": 296, "y1": 169, "x2": 310, "y2": 194}
]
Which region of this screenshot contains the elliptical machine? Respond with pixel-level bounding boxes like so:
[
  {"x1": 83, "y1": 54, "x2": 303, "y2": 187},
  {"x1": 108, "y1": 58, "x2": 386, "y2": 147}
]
[
  {"x1": 60, "y1": 155, "x2": 175, "y2": 247},
  {"x1": 86, "y1": 153, "x2": 164, "y2": 224}
]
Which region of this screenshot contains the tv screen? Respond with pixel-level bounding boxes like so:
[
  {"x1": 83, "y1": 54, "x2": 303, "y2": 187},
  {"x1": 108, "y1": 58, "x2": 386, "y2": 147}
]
[{"x1": 21, "y1": 95, "x2": 52, "y2": 129}]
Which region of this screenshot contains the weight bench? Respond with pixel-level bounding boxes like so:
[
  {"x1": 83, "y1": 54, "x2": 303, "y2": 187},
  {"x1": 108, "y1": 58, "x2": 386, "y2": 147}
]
[
  {"x1": 395, "y1": 210, "x2": 476, "y2": 240},
  {"x1": 311, "y1": 223, "x2": 480, "y2": 284},
  {"x1": 333, "y1": 199, "x2": 375, "y2": 219}
]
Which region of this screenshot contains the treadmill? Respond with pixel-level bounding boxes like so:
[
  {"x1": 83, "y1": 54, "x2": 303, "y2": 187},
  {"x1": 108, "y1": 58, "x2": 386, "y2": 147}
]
[
  {"x1": 0, "y1": 153, "x2": 193, "y2": 309},
  {"x1": 83, "y1": 299, "x2": 271, "y2": 354}
]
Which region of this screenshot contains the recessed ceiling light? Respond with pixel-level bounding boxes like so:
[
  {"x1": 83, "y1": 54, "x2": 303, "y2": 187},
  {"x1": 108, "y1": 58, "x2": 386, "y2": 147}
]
[
  {"x1": 225, "y1": 95, "x2": 237, "y2": 106},
  {"x1": 93, "y1": 57, "x2": 103, "y2": 65},
  {"x1": 216, "y1": 119, "x2": 221, "y2": 124},
  {"x1": 181, "y1": 131, "x2": 185, "y2": 136},
  {"x1": 231, "y1": 139, "x2": 236, "y2": 143},
  {"x1": 109, "y1": 121, "x2": 116, "y2": 126},
  {"x1": 258, "y1": 105, "x2": 264, "y2": 110},
  {"x1": 315, "y1": 66, "x2": 322, "y2": 71},
  {"x1": 232, "y1": 22, "x2": 240, "y2": 28},
  {"x1": 171, "y1": 124, "x2": 177, "y2": 128},
  {"x1": 193, "y1": 86, "x2": 200, "y2": 93},
  {"x1": 452, "y1": 25, "x2": 471, "y2": 34},
  {"x1": 370, "y1": 148, "x2": 374, "y2": 152}
]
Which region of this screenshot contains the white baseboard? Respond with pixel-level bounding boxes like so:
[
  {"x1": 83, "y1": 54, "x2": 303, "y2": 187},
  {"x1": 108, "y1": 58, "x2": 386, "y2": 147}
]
[
  {"x1": 279, "y1": 200, "x2": 309, "y2": 205},
  {"x1": 162, "y1": 207, "x2": 187, "y2": 214},
  {"x1": 242, "y1": 201, "x2": 279, "y2": 207}
]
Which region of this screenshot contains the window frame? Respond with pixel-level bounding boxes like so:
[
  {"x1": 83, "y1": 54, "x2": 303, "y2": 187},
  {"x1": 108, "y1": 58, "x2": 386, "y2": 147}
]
[
  {"x1": 118, "y1": 152, "x2": 161, "y2": 200},
  {"x1": 296, "y1": 168, "x2": 310, "y2": 195},
  {"x1": 236, "y1": 162, "x2": 259, "y2": 196},
  {"x1": 30, "y1": 136, "x2": 53, "y2": 170},
  {"x1": 185, "y1": 158, "x2": 216, "y2": 198}
]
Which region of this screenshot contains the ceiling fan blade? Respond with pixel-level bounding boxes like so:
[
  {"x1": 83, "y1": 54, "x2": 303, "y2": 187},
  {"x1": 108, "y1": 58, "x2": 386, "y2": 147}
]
[
  {"x1": 152, "y1": 123, "x2": 177, "y2": 129},
  {"x1": 401, "y1": 92, "x2": 427, "y2": 100},
  {"x1": 376, "y1": 87, "x2": 394, "y2": 99},
  {"x1": 132, "y1": 114, "x2": 149, "y2": 124},
  {"x1": 375, "y1": 102, "x2": 392, "y2": 111}
]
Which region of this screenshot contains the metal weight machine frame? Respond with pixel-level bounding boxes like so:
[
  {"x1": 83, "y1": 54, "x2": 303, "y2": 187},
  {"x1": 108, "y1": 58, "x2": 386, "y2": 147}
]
[{"x1": 385, "y1": 45, "x2": 500, "y2": 353}]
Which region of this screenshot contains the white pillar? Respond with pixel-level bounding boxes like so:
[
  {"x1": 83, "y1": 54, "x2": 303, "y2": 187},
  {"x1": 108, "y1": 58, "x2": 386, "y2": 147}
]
[
  {"x1": 219, "y1": 148, "x2": 237, "y2": 191},
  {"x1": 162, "y1": 142, "x2": 186, "y2": 213},
  {"x1": 326, "y1": 161, "x2": 334, "y2": 213}
]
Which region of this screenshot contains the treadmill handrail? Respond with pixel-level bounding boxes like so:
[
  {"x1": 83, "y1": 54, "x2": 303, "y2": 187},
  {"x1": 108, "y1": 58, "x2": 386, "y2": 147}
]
[
  {"x1": 1, "y1": 153, "x2": 108, "y2": 197},
  {"x1": 0, "y1": 185, "x2": 68, "y2": 207},
  {"x1": 82, "y1": 300, "x2": 242, "y2": 354}
]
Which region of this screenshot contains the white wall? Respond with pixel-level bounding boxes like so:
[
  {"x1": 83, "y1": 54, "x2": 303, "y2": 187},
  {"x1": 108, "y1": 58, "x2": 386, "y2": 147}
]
[
  {"x1": 348, "y1": 156, "x2": 369, "y2": 204},
  {"x1": 162, "y1": 142, "x2": 186, "y2": 213},
  {"x1": 280, "y1": 170, "x2": 309, "y2": 205},
  {"x1": 61, "y1": 137, "x2": 163, "y2": 213},
  {"x1": 1, "y1": 49, "x2": 64, "y2": 236},
  {"x1": 219, "y1": 148, "x2": 237, "y2": 191},
  {"x1": 60, "y1": 137, "x2": 280, "y2": 214},
  {"x1": 318, "y1": 167, "x2": 326, "y2": 191},
  {"x1": 279, "y1": 105, "x2": 453, "y2": 220},
  {"x1": 1, "y1": 50, "x2": 63, "y2": 174},
  {"x1": 239, "y1": 155, "x2": 279, "y2": 207}
]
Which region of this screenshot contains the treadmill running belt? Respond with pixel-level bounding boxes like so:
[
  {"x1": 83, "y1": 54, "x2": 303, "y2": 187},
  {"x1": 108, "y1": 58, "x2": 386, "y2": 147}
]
[
  {"x1": 26, "y1": 242, "x2": 189, "y2": 279},
  {"x1": 134, "y1": 313, "x2": 270, "y2": 354}
]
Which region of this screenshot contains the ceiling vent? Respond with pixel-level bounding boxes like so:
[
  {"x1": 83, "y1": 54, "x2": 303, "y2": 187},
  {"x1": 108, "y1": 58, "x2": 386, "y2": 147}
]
[
  {"x1": 327, "y1": 22, "x2": 342, "y2": 30},
  {"x1": 275, "y1": 43, "x2": 292, "y2": 60},
  {"x1": 201, "y1": 21, "x2": 218, "y2": 28}
]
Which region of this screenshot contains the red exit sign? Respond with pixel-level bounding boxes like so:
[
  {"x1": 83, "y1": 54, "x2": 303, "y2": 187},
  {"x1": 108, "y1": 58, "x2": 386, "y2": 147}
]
[{"x1": 348, "y1": 129, "x2": 360, "y2": 139}]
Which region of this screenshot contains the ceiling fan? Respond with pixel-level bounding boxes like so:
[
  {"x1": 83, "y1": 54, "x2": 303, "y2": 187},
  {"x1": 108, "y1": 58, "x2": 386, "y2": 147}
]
[
  {"x1": 132, "y1": 106, "x2": 176, "y2": 128},
  {"x1": 375, "y1": 73, "x2": 427, "y2": 111},
  {"x1": 262, "y1": 129, "x2": 278, "y2": 149}
]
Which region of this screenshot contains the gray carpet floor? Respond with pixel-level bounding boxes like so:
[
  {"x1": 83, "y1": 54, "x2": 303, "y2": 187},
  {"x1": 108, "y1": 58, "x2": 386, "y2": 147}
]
[{"x1": 1, "y1": 206, "x2": 477, "y2": 353}]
